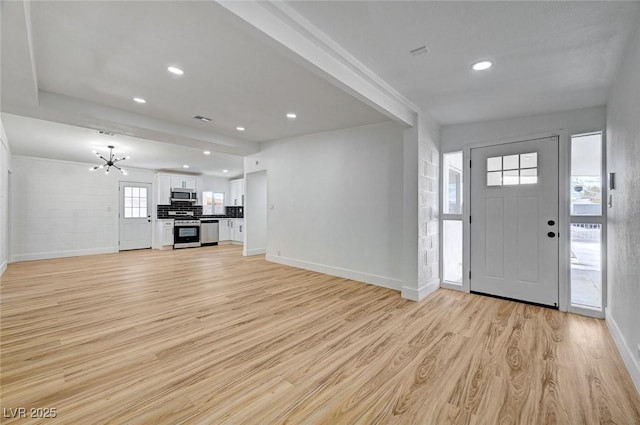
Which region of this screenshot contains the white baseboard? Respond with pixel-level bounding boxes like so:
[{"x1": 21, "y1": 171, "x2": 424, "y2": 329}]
[
  {"x1": 266, "y1": 254, "x2": 402, "y2": 291},
  {"x1": 11, "y1": 247, "x2": 117, "y2": 263},
  {"x1": 0, "y1": 260, "x2": 6, "y2": 277},
  {"x1": 401, "y1": 283, "x2": 438, "y2": 301},
  {"x1": 246, "y1": 248, "x2": 266, "y2": 256},
  {"x1": 606, "y1": 307, "x2": 640, "y2": 394}
]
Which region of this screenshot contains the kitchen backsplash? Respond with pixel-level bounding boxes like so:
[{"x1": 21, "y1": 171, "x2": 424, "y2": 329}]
[
  {"x1": 157, "y1": 203, "x2": 202, "y2": 219},
  {"x1": 157, "y1": 203, "x2": 243, "y2": 219},
  {"x1": 225, "y1": 206, "x2": 244, "y2": 218}
]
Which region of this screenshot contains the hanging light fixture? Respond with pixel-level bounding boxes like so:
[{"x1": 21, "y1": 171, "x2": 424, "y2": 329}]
[{"x1": 89, "y1": 145, "x2": 129, "y2": 175}]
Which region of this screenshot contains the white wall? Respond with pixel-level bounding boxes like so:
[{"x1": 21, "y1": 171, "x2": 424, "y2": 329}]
[
  {"x1": 0, "y1": 118, "x2": 11, "y2": 275},
  {"x1": 417, "y1": 113, "x2": 441, "y2": 296},
  {"x1": 244, "y1": 171, "x2": 267, "y2": 256},
  {"x1": 200, "y1": 175, "x2": 230, "y2": 204},
  {"x1": 605, "y1": 24, "x2": 640, "y2": 393},
  {"x1": 10, "y1": 156, "x2": 155, "y2": 262},
  {"x1": 441, "y1": 106, "x2": 606, "y2": 151},
  {"x1": 257, "y1": 121, "x2": 405, "y2": 290}
]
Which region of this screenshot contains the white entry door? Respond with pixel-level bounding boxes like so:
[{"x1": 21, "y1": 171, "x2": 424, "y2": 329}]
[
  {"x1": 119, "y1": 182, "x2": 152, "y2": 251},
  {"x1": 470, "y1": 137, "x2": 559, "y2": 307}
]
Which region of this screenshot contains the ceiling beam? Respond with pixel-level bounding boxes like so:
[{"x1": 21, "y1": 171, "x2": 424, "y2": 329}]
[
  {"x1": 5, "y1": 91, "x2": 260, "y2": 157},
  {"x1": 217, "y1": 0, "x2": 418, "y2": 128},
  {"x1": 1, "y1": 0, "x2": 39, "y2": 111}
]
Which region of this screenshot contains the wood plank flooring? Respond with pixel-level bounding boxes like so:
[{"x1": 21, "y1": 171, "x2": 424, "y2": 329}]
[{"x1": 1, "y1": 245, "x2": 639, "y2": 424}]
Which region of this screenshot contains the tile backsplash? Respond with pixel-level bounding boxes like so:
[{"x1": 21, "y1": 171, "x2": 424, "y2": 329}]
[{"x1": 157, "y1": 203, "x2": 243, "y2": 219}]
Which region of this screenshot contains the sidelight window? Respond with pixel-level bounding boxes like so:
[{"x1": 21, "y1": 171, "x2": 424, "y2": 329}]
[
  {"x1": 569, "y1": 132, "x2": 605, "y2": 313},
  {"x1": 442, "y1": 152, "x2": 464, "y2": 285}
]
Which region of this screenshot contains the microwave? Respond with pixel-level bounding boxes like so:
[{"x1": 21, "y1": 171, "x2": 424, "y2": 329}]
[{"x1": 171, "y1": 188, "x2": 197, "y2": 203}]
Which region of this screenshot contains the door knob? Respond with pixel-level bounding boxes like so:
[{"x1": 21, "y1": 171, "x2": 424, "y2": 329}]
[
  {"x1": 547, "y1": 232, "x2": 556, "y2": 238},
  {"x1": 547, "y1": 220, "x2": 555, "y2": 226}
]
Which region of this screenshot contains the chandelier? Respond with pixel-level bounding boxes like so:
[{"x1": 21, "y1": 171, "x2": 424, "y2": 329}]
[{"x1": 89, "y1": 145, "x2": 129, "y2": 175}]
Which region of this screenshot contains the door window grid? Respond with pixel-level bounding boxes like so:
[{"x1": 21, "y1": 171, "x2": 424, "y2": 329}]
[
  {"x1": 123, "y1": 186, "x2": 148, "y2": 218},
  {"x1": 487, "y1": 152, "x2": 538, "y2": 186}
]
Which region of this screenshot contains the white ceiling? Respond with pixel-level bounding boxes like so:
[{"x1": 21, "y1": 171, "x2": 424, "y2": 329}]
[
  {"x1": 2, "y1": 1, "x2": 639, "y2": 175},
  {"x1": 0, "y1": 1, "x2": 389, "y2": 175},
  {"x1": 286, "y1": 1, "x2": 640, "y2": 124},
  {"x1": 2, "y1": 113, "x2": 245, "y2": 178}
]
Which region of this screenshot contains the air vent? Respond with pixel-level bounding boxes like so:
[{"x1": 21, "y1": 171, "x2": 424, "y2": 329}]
[
  {"x1": 97, "y1": 130, "x2": 116, "y2": 136},
  {"x1": 193, "y1": 115, "x2": 212, "y2": 123},
  {"x1": 410, "y1": 45, "x2": 429, "y2": 56}
]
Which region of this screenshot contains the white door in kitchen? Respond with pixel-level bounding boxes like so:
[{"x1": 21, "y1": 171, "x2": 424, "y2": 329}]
[
  {"x1": 470, "y1": 136, "x2": 559, "y2": 307},
  {"x1": 119, "y1": 182, "x2": 152, "y2": 250}
]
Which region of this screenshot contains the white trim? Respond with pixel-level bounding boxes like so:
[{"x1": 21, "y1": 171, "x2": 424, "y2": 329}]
[
  {"x1": 11, "y1": 247, "x2": 117, "y2": 262},
  {"x1": 401, "y1": 283, "x2": 438, "y2": 301},
  {"x1": 441, "y1": 281, "x2": 464, "y2": 291},
  {"x1": 216, "y1": 0, "x2": 417, "y2": 127},
  {"x1": 1, "y1": 261, "x2": 7, "y2": 276},
  {"x1": 606, "y1": 308, "x2": 640, "y2": 394},
  {"x1": 558, "y1": 130, "x2": 570, "y2": 312},
  {"x1": 569, "y1": 304, "x2": 604, "y2": 319},
  {"x1": 266, "y1": 254, "x2": 402, "y2": 291},
  {"x1": 246, "y1": 248, "x2": 266, "y2": 256}
]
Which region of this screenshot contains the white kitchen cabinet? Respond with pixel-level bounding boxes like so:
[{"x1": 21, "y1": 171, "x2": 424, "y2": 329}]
[
  {"x1": 170, "y1": 175, "x2": 196, "y2": 190},
  {"x1": 228, "y1": 179, "x2": 245, "y2": 206},
  {"x1": 155, "y1": 219, "x2": 174, "y2": 248},
  {"x1": 218, "y1": 219, "x2": 230, "y2": 241},
  {"x1": 232, "y1": 219, "x2": 244, "y2": 243},
  {"x1": 157, "y1": 174, "x2": 171, "y2": 205}
]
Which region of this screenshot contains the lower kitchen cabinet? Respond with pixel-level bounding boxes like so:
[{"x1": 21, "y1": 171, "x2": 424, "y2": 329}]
[
  {"x1": 232, "y1": 219, "x2": 244, "y2": 243},
  {"x1": 218, "y1": 219, "x2": 230, "y2": 241},
  {"x1": 155, "y1": 219, "x2": 174, "y2": 248},
  {"x1": 199, "y1": 218, "x2": 242, "y2": 245}
]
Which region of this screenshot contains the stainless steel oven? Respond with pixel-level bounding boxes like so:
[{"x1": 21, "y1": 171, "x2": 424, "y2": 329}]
[{"x1": 174, "y1": 219, "x2": 201, "y2": 249}]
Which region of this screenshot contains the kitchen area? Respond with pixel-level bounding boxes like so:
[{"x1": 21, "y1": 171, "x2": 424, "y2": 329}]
[{"x1": 155, "y1": 173, "x2": 245, "y2": 250}]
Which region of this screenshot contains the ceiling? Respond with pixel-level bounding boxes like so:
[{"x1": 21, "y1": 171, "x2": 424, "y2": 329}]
[
  {"x1": 2, "y1": 1, "x2": 640, "y2": 175},
  {"x1": 2, "y1": 113, "x2": 245, "y2": 178},
  {"x1": 0, "y1": 1, "x2": 389, "y2": 175},
  {"x1": 286, "y1": 1, "x2": 640, "y2": 124}
]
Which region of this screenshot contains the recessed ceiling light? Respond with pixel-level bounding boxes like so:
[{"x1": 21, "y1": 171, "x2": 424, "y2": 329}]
[
  {"x1": 222, "y1": 169, "x2": 229, "y2": 173},
  {"x1": 183, "y1": 164, "x2": 190, "y2": 169},
  {"x1": 168, "y1": 66, "x2": 184, "y2": 75},
  {"x1": 286, "y1": 113, "x2": 297, "y2": 119},
  {"x1": 236, "y1": 126, "x2": 245, "y2": 132},
  {"x1": 203, "y1": 150, "x2": 211, "y2": 155},
  {"x1": 472, "y1": 60, "x2": 493, "y2": 71},
  {"x1": 133, "y1": 97, "x2": 146, "y2": 104}
]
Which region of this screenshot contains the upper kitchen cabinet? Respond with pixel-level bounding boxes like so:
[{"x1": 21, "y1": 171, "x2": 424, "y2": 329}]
[
  {"x1": 157, "y1": 173, "x2": 202, "y2": 205},
  {"x1": 228, "y1": 179, "x2": 245, "y2": 206},
  {"x1": 170, "y1": 175, "x2": 196, "y2": 190},
  {"x1": 157, "y1": 174, "x2": 171, "y2": 205}
]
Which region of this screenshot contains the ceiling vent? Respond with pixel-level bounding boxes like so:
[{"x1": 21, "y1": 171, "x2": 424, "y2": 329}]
[
  {"x1": 193, "y1": 115, "x2": 212, "y2": 123},
  {"x1": 97, "y1": 130, "x2": 116, "y2": 136},
  {"x1": 410, "y1": 45, "x2": 429, "y2": 56}
]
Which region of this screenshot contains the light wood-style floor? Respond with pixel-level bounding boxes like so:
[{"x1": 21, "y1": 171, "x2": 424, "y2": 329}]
[{"x1": 1, "y1": 245, "x2": 639, "y2": 424}]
